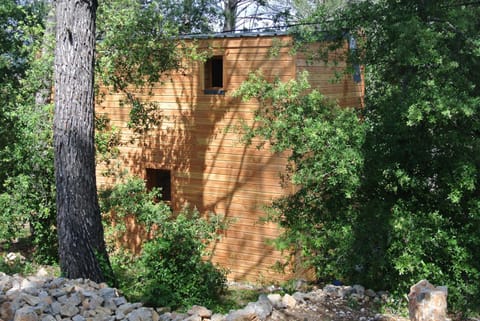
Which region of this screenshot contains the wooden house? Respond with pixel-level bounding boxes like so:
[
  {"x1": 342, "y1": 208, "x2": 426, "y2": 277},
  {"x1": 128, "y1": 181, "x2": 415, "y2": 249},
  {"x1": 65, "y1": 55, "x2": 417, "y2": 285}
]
[{"x1": 96, "y1": 32, "x2": 363, "y2": 282}]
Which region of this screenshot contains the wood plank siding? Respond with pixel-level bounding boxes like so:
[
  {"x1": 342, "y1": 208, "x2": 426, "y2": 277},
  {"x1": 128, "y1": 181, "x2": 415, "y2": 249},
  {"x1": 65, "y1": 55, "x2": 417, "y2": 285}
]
[{"x1": 95, "y1": 33, "x2": 363, "y2": 282}]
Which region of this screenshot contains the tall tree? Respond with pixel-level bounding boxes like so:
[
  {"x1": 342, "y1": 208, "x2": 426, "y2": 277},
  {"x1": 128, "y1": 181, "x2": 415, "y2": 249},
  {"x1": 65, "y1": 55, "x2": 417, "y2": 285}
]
[
  {"x1": 234, "y1": 0, "x2": 480, "y2": 313},
  {"x1": 221, "y1": 0, "x2": 290, "y2": 31},
  {"x1": 251, "y1": 0, "x2": 480, "y2": 312},
  {"x1": 0, "y1": 0, "x2": 30, "y2": 187},
  {"x1": 147, "y1": 0, "x2": 220, "y2": 33},
  {"x1": 54, "y1": 0, "x2": 111, "y2": 282}
]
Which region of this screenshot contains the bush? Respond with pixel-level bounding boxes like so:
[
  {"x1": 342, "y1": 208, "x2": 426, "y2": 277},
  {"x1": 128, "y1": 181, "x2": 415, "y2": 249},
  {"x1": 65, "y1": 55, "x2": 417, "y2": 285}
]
[
  {"x1": 139, "y1": 211, "x2": 227, "y2": 308},
  {"x1": 234, "y1": 60, "x2": 480, "y2": 314},
  {"x1": 100, "y1": 177, "x2": 228, "y2": 310}
]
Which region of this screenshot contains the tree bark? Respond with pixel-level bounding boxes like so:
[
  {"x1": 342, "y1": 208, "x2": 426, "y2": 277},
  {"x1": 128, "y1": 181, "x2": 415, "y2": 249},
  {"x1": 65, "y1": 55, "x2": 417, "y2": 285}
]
[
  {"x1": 54, "y1": 0, "x2": 111, "y2": 283},
  {"x1": 223, "y1": 0, "x2": 238, "y2": 32}
]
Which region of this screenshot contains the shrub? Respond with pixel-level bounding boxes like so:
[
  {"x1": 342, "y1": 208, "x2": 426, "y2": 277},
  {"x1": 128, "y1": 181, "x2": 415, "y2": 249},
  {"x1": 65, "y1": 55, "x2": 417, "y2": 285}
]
[
  {"x1": 234, "y1": 59, "x2": 480, "y2": 314},
  {"x1": 100, "y1": 177, "x2": 228, "y2": 310},
  {"x1": 139, "y1": 211, "x2": 227, "y2": 308}
]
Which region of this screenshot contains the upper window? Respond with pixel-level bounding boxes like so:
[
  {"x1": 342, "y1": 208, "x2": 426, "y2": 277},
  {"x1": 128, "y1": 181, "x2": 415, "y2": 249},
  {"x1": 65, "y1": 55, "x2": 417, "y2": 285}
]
[{"x1": 204, "y1": 56, "x2": 224, "y2": 95}]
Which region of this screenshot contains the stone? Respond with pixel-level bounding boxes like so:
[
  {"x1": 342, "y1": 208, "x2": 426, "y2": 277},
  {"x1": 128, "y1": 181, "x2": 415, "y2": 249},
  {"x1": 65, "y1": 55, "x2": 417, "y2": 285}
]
[
  {"x1": 62, "y1": 285, "x2": 75, "y2": 294},
  {"x1": 170, "y1": 312, "x2": 188, "y2": 321},
  {"x1": 5, "y1": 253, "x2": 26, "y2": 264},
  {"x1": 266, "y1": 294, "x2": 284, "y2": 309},
  {"x1": 234, "y1": 295, "x2": 272, "y2": 321},
  {"x1": 151, "y1": 309, "x2": 159, "y2": 321},
  {"x1": 99, "y1": 288, "x2": 117, "y2": 301},
  {"x1": 365, "y1": 289, "x2": 377, "y2": 298},
  {"x1": 158, "y1": 312, "x2": 172, "y2": 321},
  {"x1": 49, "y1": 290, "x2": 67, "y2": 298},
  {"x1": 323, "y1": 285, "x2": 338, "y2": 297},
  {"x1": 0, "y1": 271, "x2": 411, "y2": 321},
  {"x1": 187, "y1": 306, "x2": 212, "y2": 318},
  {"x1": 36, "y1": 268, "x2": 50, "y2": 278},
  {"x1": 31, "y1": 302, "x2": 49, "y2": 315},
  {"x1": 350, "y1": 293, "x2": 364, "y2": 301},
  {"x1": 255, "y1": 295, "x2": 273, "y2": 319},
  {"x1": 20, "y1": 294, "x2": 42, "y2": 307},
  {"x1": 155, "y1": 307, "x2": 171, "y2": 317},
  {"x1": 224, "y1": 309, "x2": 257, "y2": 321},
  {"x1": 281, "y1": 294, "x2": 296, "y2": 309},
  {"x1": 14, "y1": 306, "x2": 38, "y2": 321},
  {"x1": 66, "y1": 293, "x2": 83, "y2": 307},
  {"x1": 294, "y1": 279, "x2": 309, "y2": 292},
  {"x1": 104, "y1": 298, "x2": 117, "y2": 310},
  {"x1": 408, "y1": 279, "x2": 448, "y2": 321},
  {"x1": 291, "y1": 292, "x2": 306, "y2": 303},
  {"x1": 1, "y1": 301, "x2": 15, "y2": 321},
  {"x1": 72, "y1": 315, "x2": 86, "y2": 321},
  {"x1": 50, "y1": 301, "x2": 61, "y2": 315},
  {"x1": 117, "y1": 303, "x2": 142, "y2": 316},
  {"x1": 20, "y1": 279, "x2": 39, "y2": 292},
  {"x1": 339, "y1": 286, "x2": 355, "y2": 298},
  {"x1": 210, "y1": 314, "x2": 225, "y2": 321},
  {"x1": 40, "y1": 314, "x2": 56, "y2": 321},
  {"x1": 93, "y1": 306, "x2": 114, "y2": 318},
  {"x1": 6, "y1": 288, "x2": 20, "y2": 300},
  {"x1": 112, "y1": 297, "x2": 128, "y2": 307},
  {"x1": 79, "y1": 290, "x2": 96, "y2": 298},
  {"x1": 83, "y1": 294, "x2": 104, "y2": 310},
  {"x1": 353, "y1": 284, "x2": 365, "y2": 296},
  {"x1": 59, "y1": 303, "x2": 80, "y2": 317},
  {"x1": 126, "y1": 307, "x2": 153, "y2": 321},
  {"x1": 56, "y1": 295, "x2": 68, "y2": 304}
]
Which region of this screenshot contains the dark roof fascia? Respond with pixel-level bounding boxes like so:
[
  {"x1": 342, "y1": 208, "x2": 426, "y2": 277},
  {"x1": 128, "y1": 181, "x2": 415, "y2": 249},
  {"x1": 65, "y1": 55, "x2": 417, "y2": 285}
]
[{"x1": 177, "y1": 30, "x2": 289, "y2": 40}]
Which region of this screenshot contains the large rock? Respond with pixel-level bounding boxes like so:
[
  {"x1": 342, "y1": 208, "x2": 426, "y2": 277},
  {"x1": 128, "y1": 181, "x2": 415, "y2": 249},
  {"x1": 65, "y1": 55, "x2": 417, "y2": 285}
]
[
  {"x1": 127, "y1": 307, "x2": 154, "y2": 321},
  {"x1": 408, "y1": 279, "x2": 448, "y2": 321},
  {"x1": 1, "y1": 301, "x2": 15, "y2": 321},
  {"x1": 14, "y1": 306, "x2": 38, "y2": 321},
  {"x1": 187, "y1": 305, "x2": 212, "y2": 318},
  {"x1": 281, "y1": 294, "x2": 296, "y2": 309},
  {"x1": 225, "y1": 294, "x2": 273, "y2": 321},
  {"x1": 59, "y1": 302, "x2": 79, "y2": 317}
]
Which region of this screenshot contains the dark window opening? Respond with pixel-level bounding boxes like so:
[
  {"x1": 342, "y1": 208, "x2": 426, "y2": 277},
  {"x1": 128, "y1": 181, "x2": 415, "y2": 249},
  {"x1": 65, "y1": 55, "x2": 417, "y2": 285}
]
[
  {"x1": 146, "y1": 168, "x2": 171, "y2": 202},
  {"x1": 204, "y1": 56, "x2": 224, "y2": 95}
]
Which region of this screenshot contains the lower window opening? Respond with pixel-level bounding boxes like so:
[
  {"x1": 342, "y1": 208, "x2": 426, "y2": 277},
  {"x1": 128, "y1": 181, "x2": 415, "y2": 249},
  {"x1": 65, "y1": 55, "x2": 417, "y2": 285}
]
[{"x1": 146, "y1": 168, "x2": 171, "y2": 202}]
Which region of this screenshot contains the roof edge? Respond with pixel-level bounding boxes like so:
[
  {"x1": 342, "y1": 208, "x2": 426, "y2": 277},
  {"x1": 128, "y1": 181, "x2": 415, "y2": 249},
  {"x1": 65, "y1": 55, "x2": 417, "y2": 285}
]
[{"x1": 178, "y1": 30, "x2": 289, "y2": 40}]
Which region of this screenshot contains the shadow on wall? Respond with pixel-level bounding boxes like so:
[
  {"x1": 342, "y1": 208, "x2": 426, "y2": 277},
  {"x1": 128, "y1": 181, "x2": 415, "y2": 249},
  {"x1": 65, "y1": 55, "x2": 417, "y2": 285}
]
[{"x1": 121, "y1": 37, "x2": 294, "y2": 281}]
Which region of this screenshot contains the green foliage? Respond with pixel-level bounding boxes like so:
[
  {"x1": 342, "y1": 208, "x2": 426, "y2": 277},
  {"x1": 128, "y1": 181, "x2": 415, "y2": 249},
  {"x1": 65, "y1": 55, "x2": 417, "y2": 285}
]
[
  {"x1": 148, "y1": 0, "x2": 220, "y2": 34},
  {"x1": 100, "y1": 177, "x2": 228, "y2": 310},
  {"x1": 96, "y1": 0, "x2": 182, "y2": 134},
  {"x1": 0, "y1": 0, "x2": 33, "y2": 186},
  {"x1": 0, "y1": 1, "x2": 57, "y2": 264},
  {"x1": 0, "y1": 253, "x2": 35, "y2": 276},
  {"x1": 95, "y1": 114, "x2": 123, "y2": 177},
  {"x1": 238, "y1": 0, "x2": 480, "y2": 314},
  {"x1": 99, "y1": 177, "x2": 171, "y2": 247},
  {"x1": 139, "y1": 212, "x2": 228, "y2": 309},
  {"x1": 234, "y1": 71, "x2": 365, "y2": 280},
  {"x1": 96, "y1": 0, "x2": 180, "y2": 92},
  {"x1": 332, "y1": 1, "x2": 479, "y2": 314}
]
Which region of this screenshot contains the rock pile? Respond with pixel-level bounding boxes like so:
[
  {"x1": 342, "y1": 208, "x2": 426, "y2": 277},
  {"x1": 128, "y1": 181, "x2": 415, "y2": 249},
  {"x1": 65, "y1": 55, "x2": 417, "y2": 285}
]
[{"x1": 0, "y1": 272, "x2": 402, "y2": 321}]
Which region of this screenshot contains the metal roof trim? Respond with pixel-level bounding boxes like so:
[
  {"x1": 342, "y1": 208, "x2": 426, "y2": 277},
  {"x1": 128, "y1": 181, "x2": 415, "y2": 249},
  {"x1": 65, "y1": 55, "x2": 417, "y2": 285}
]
[{"x1": 178, "y1": 30, "x2": 290, "y2": 40}]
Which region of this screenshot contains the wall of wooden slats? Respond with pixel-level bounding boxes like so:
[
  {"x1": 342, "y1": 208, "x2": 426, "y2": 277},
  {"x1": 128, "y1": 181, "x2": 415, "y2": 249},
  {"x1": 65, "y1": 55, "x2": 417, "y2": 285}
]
[{"x1": 96, "y1": 34, "x2": 363, "y2": 282}]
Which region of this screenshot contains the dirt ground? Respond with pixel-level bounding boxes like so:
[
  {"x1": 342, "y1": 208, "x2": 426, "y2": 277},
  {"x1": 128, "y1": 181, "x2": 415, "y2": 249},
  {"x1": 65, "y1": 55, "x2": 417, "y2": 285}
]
[
  {"x1": 228, "y1": 282, "x2": 410, "y2": 321},
  {"x1": 266, "y1": 292, "x2": 409, "y2": 321}
]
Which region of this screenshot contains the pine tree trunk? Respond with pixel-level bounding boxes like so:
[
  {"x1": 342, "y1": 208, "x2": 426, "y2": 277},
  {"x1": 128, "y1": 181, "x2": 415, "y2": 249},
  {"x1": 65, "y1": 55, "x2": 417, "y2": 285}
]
[
  {"x1": 54, "y1": 0, "x2": 111, "y2": 283},
  {"x1": 223, "y1": 0, "x2": 237, "y2": 32}
]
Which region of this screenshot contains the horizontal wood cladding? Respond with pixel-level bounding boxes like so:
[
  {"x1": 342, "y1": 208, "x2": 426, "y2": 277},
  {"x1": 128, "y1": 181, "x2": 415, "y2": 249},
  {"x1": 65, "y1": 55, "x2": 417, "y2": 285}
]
[{"x1": 96, "y1": 34, "x2": 364, "y2": 283}]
